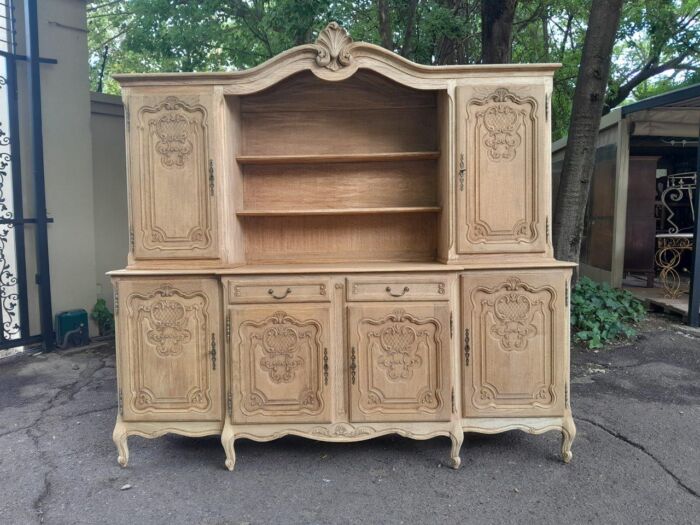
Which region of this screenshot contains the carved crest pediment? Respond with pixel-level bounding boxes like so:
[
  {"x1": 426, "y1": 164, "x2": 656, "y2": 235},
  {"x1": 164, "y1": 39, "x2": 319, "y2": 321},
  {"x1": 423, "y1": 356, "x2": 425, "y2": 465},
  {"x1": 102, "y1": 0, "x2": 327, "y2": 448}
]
[{"x1": 314, "y1": 22, "x2": 354, "y2": 71}]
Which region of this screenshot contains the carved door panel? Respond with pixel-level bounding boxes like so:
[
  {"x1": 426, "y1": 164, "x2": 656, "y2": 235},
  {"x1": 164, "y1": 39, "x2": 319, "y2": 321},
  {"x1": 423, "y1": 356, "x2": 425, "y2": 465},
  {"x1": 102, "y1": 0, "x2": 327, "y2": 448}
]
[
  {"x1": 116, "y1": 278, "x2": 222, "y2": 422},
  {"x1": 461, "y1": 271, "x2": 567, "y2": 417},
  {"x1": 455, "y1": 83, "x2": 549, "y2": 255},
  {"x1": 127, "y1": 92, "x2": 219, "y2": 260},
  {"x1": 229, "y1": 304, "x2": 332, "y2": 424},
  {"x1": 348, "y1": 304, "x2": 452, "y2": 422}
]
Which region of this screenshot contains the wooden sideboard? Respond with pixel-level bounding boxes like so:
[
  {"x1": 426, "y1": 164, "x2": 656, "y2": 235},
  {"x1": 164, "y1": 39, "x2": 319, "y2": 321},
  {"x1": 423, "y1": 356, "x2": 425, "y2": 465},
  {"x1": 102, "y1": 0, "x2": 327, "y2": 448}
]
[{"x1": 110, "y1": 22, "x2": 576, "y2": 471}]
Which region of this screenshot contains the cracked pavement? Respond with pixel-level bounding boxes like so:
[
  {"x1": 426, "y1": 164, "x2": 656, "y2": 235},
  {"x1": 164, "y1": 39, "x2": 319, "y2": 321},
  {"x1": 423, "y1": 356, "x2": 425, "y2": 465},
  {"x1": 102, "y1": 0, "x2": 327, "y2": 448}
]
[{"x1": 0, "y1": 314, "x2": 698, "y2": 524}]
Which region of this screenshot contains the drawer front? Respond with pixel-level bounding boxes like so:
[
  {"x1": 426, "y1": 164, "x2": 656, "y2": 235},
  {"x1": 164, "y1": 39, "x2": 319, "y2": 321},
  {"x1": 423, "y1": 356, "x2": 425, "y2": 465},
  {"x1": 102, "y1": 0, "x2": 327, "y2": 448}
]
[
  {"x1": 346, "y1": 275, "x2": 449, "y2": 302},
  {"x1": 227, "y1": 278, "x2": 331, "y2": 304}
]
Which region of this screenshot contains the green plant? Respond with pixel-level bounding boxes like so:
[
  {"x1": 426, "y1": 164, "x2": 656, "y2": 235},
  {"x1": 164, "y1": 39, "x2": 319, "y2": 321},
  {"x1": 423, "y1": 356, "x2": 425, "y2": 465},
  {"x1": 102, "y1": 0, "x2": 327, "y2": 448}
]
[
  {"x1": 91, "y1": 298, "x2": 114, "y2": 336},
  {"x1": 570, "y1": 277, "x2": 646, "y2": 349}
]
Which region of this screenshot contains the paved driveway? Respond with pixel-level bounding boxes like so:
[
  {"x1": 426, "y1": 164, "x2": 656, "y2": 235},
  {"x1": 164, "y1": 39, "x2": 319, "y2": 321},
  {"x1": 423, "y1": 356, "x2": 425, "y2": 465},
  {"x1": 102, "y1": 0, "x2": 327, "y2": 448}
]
[{"x1": 0, "y1": 314, "x2": 698, "y2": 524}]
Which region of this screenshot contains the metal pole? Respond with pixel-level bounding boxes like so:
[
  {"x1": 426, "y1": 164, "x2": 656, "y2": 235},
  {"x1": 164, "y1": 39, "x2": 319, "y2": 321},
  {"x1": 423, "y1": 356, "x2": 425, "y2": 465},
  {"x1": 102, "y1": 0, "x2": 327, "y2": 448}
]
[
  {"x1": 6, "y1": 51, "x2": 30, "y2": 340},
  {"x1": 23, "y1": 0, "x2": 53, "y2": 349},
  {"x1": 687, "y1": 121, "x2": 700, "y2": 326}
]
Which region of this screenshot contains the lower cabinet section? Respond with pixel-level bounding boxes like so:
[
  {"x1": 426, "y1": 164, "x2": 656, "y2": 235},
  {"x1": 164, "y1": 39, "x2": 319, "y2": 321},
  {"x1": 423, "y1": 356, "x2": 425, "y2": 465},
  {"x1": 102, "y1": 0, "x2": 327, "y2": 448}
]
[
  {"x1": 460, "y1": 271, "x2": 568, "y2": 418},
  {"x1": 111, "y1": 269, "x2": 575, "y2": 471},
  {"x1": 228, "y1": 303, "x2": 332, "y2": 424},
  {"x1": 347, "y1": 303, "x2": 452, "y2": 422}
]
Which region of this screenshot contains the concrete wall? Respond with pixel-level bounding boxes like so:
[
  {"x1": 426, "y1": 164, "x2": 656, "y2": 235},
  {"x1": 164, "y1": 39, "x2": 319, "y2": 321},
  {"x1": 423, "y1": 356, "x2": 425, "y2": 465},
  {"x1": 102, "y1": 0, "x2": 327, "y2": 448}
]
[{"x1": 90, "y1": 92, "x2": 127, "y2": 309}]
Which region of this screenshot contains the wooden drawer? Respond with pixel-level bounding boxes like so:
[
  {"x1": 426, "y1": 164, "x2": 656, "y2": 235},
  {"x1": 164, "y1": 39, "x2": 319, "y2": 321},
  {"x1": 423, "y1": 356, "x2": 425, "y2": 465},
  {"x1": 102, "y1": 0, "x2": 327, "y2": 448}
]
[
  {"x1": 226, "y1": 277, "x2": 331, "y2": 304},
  {"x1": 346, "y1": 275, "x2": 449, "y2": 301}
]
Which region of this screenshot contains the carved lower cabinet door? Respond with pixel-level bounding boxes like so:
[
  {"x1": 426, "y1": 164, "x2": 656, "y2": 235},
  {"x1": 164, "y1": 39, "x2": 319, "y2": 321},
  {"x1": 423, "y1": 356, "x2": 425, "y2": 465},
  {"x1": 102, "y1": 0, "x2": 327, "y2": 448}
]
[
  {"x1": 127, "y1": 93, "x2": 219, "y2": 260},
  {"x1": 229, "y1": 304, "x2": 332, "y2": 423},
  {"x1": 455, "y1": 83, "x2": 549, "y2": 255},
  {"x1": 117, "y1": 279, "x2": 222, "y2": 421},
  {"x1": 461, "y1": 271, "x2": 567, "y2": 417},
  {"x1": 347, "y1": 304, "x2": 452, "y2": 422}
]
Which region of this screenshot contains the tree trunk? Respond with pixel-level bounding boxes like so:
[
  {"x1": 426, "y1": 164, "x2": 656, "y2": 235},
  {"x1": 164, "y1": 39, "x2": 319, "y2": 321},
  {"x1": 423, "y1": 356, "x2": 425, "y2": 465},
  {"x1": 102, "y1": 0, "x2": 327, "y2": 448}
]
[
  {"x1": 481, "y1": 0, "x2": 518, "y2": 63},
  {"x1": 553, "y1": 0, "x2": 624, "y2": 268},
  {"x1": 377, "y1": 0, "x2": 393, "y2": 50}
]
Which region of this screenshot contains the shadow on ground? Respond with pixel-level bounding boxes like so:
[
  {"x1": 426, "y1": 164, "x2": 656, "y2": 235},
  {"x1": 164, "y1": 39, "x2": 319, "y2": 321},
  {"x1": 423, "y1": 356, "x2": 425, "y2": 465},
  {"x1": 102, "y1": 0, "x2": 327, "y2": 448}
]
[{"x1": 0, "y1": 313, "x2": 698, "y2": 524}]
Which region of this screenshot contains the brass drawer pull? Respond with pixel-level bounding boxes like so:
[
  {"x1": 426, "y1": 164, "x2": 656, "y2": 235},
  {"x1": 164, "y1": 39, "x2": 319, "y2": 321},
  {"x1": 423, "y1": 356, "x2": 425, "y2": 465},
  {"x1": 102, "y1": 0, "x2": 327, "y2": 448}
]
[
  {"x1": 350, "y1": 347, "x2": 357, "y2": 384},
  {"x1": 268, "y1": 287, "x2": 292, "y2": 300},
  {"x1": 386, "y1": 286, "x2": 409, "y2": 297}
]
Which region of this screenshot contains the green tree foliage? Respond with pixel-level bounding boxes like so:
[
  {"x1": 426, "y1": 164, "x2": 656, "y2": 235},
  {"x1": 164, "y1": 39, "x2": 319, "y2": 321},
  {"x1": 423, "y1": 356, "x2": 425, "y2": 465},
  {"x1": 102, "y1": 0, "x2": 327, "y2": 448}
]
[{"x1": 87, "y1": 0, "x2": 699, "y2": 139}]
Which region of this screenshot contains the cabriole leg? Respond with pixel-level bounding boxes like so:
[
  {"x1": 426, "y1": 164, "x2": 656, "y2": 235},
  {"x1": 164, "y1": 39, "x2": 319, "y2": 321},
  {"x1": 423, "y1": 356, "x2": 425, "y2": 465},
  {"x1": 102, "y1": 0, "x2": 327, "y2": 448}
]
[
  {"x1": 112, "y1": 416, "x2": 129, "y2": 467},
  {"x1": 449, "y1": 423, "x2": 464, "y2": 469},
  {"x1": 561, "y1": 414, "x2": 576, "y2": 464},
  {"x1": 221, "y1": 422, "x2": 236, "y2": 471}
]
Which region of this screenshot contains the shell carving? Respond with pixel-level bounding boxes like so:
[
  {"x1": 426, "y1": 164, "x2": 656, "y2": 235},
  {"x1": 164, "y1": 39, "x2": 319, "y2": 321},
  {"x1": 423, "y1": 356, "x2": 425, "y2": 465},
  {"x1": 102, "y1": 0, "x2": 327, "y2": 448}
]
[{"x1": 315, "y1": 22, "x2": 353, "y2": 71}]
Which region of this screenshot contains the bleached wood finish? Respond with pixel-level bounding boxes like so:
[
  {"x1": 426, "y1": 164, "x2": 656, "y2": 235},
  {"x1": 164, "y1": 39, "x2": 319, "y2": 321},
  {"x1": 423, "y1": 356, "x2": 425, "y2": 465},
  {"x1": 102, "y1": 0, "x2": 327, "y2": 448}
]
[{"x1": 112, "y1": 22, "x2": 574, "y2": 471}]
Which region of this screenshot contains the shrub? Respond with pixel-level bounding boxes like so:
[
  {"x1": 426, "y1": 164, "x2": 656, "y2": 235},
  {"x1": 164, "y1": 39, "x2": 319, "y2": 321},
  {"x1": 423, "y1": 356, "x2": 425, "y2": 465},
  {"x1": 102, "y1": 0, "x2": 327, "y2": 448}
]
[
  {"x1": 91, "y1": 298, "x2": 114, "y2": 336},
  {"x1": 570, "y1": 277, "x2": 646, "y2": 349}
]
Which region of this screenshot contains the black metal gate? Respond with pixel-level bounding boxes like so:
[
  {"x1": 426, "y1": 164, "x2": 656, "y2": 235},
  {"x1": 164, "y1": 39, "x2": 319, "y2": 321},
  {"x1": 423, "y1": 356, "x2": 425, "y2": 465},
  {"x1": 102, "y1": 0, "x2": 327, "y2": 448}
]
[{"x1": 0, "y1": 0, "x2": 55, "y2": 351}]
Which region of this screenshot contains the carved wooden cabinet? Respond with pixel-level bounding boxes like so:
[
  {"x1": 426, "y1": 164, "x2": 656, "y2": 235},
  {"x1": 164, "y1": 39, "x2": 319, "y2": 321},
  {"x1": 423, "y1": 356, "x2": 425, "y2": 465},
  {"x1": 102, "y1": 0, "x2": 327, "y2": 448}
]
[{"x1": 111, "y1": 22, "x2": 575, "y2": 471}]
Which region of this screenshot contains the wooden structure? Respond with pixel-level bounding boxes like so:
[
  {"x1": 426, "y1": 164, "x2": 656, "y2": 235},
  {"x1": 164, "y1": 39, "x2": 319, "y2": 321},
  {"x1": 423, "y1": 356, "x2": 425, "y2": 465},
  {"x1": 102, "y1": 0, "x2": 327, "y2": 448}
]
[{"x1": 110, "y1": 23, "x2": 576, "y2": 470}]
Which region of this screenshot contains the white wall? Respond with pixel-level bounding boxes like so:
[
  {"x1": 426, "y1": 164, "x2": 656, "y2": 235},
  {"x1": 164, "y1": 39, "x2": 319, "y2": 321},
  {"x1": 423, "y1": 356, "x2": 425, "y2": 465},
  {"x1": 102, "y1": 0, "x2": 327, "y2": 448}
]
[{"x1": 90, "y1": 92, "x2": 127, "y2": 309}]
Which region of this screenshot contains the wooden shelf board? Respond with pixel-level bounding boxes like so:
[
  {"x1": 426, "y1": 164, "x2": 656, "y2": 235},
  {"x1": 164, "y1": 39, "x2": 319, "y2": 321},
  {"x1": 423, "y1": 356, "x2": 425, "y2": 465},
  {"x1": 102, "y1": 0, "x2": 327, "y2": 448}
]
[
  {"x1": 236, "y1": 151, "x2": 441, "y2": 165},
  {"x1": 237, "y1": 206, "x2": 441, "y2": 217}
]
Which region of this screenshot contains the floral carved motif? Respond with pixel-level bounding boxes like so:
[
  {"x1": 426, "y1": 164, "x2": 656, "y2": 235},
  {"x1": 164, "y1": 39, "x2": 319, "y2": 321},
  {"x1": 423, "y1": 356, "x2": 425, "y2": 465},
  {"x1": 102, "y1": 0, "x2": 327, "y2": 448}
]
[
  {"x1": 242, "y1": 311, "x2": 320, "y2": 384},
  {"x1": 145, "y1": 96, "x2": 200, "y2": 168},
  {"x1": 146, "y1": 299, "x2": 192, "y2": 357},
  {"x1": 472, "y1": 88, "x2": 530, "y2": 162},
  {"x1": 372, "y1": 323, "x2": 424, "y2": 381},
  {"x1": 484, "y1": 278, "x2": 541, "y2": 351},
  {"x1": 315, "y1": 22, "x2": 353, "y2": 71},
  {"x1": 485, "y1": 278, "x2": 540, "y2": 351},
  {"x1": 311, "y1": 423, "x2": 374, "y2": 438}
]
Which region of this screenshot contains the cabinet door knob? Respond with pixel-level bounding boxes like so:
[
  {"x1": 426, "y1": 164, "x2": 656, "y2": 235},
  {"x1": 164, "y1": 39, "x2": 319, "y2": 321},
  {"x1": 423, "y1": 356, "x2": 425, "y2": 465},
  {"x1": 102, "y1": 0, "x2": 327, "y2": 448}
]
[
  {"x1": 386, "y1": 286, "x2": 409, "y2": 297},
  {"x1": 268, "y1": 287, "x2": 292, "y2": 300}
]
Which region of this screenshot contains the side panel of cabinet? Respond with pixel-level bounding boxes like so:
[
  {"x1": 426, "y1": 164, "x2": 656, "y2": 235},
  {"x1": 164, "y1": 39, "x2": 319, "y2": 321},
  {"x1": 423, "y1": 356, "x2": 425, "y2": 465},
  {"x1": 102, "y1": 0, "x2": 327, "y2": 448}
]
[
  {"x1": 127, "y1": 92, "x2": 219, "y2": 260},
  {"x1": 347, "y1": 303, "x2": 452, "y2": 422},
  {"x1": 229, "y1": 304, "x2": 332, "y2": 424},
  {"x1": 116, "y1": 278, "x2": 222, "y2": 422},
  {"x1": 455, "y1": 83, "x2": 549, "y2": 255},
  {"x1": 461, "y1": 271, "x2": 567, "y2": 417}
]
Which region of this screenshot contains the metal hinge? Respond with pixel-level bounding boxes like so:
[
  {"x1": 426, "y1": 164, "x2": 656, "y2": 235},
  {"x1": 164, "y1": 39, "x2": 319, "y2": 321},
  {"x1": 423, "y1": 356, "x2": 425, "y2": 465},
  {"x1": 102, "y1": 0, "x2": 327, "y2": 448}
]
[
  {"x1": 118, "y1": 389, "x2": 123, "y2": 416},
  {"x1": 124, "y1": 105, "x2": 130, "y2": 128},
  {"x1": 350, "y1": 347, "x2": 357, "y2": 385},
  {"x1": 565, "y1": 281, "x2": 570, "y2": 307},
  {"x1": 565, "y1": 383, "x2": 570, "y2": 408},
  {"x1": 546, "y1": 216, "x2": 551, "y2": 245},
  {"x1": 208, "y1": 159, "x2": 215, "y2": 196},
  {"x1": 227, "y1": 391, "x2": 233, "y2": 418},
  {"x1": 450, "y1": 312, "x2": 454, "y2": 339},
  {"x1": 464, "y1": 328, "x2": 470, "y2": 367},
  {"x1": 129, "y1": 227, "x2": 134, "y2": 251},
  {"x1": 210, "y1": 333, "x2": 217, "y2": 370},
  {"x1": 451, "y1": 387, "x2": 456, "y2": 414},
  {"x1": 458, "y1": 153, "x2": 465, "y2": 192},
  {"x1": 545, "y1": 93, "x2": 549, "y2": 122},
  {"x1": 226, "y1": 312, "x2": 231, "y2": 342}
]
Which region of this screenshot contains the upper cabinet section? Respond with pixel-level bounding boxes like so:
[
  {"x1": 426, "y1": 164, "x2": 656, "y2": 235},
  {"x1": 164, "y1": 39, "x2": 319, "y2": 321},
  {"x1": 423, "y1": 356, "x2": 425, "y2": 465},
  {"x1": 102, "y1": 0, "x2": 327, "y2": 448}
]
[
  {"x1": 126, "y1": 92, "x2": 220, "y2": 262},
  {"x1": 455, "y1": 82, "x2": 551, "y2": 256}
]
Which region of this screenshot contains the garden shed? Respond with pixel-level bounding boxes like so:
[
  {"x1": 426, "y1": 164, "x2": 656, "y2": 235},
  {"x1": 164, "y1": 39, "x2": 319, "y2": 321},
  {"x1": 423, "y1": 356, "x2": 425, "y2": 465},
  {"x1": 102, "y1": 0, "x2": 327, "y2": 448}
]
[{"x1": 552, "y1": 83, "x2": 700, "y2": 321}]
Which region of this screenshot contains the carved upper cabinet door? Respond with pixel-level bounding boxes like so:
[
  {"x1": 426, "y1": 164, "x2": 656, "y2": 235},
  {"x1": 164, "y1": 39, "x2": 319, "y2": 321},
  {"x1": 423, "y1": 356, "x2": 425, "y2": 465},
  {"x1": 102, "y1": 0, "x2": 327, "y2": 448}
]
[
  {"x1": 347, "y1": 304, "x2": 452, "y2": 422},
  {"x1": 455, "y1": 83, "x2": 549, "y2": 255},
  {"x1": 116, "y1": 278, "x2": 222, "y2": 422},
  {"x1": 461, "y1": 271, "x2": 567, "y2": 417},
  {"x1": 127, "y1": 93, "x2": 219, "y2": 260},
  {"x1": 229, "y1": 304, "x2": 332, "y2": 424}
]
